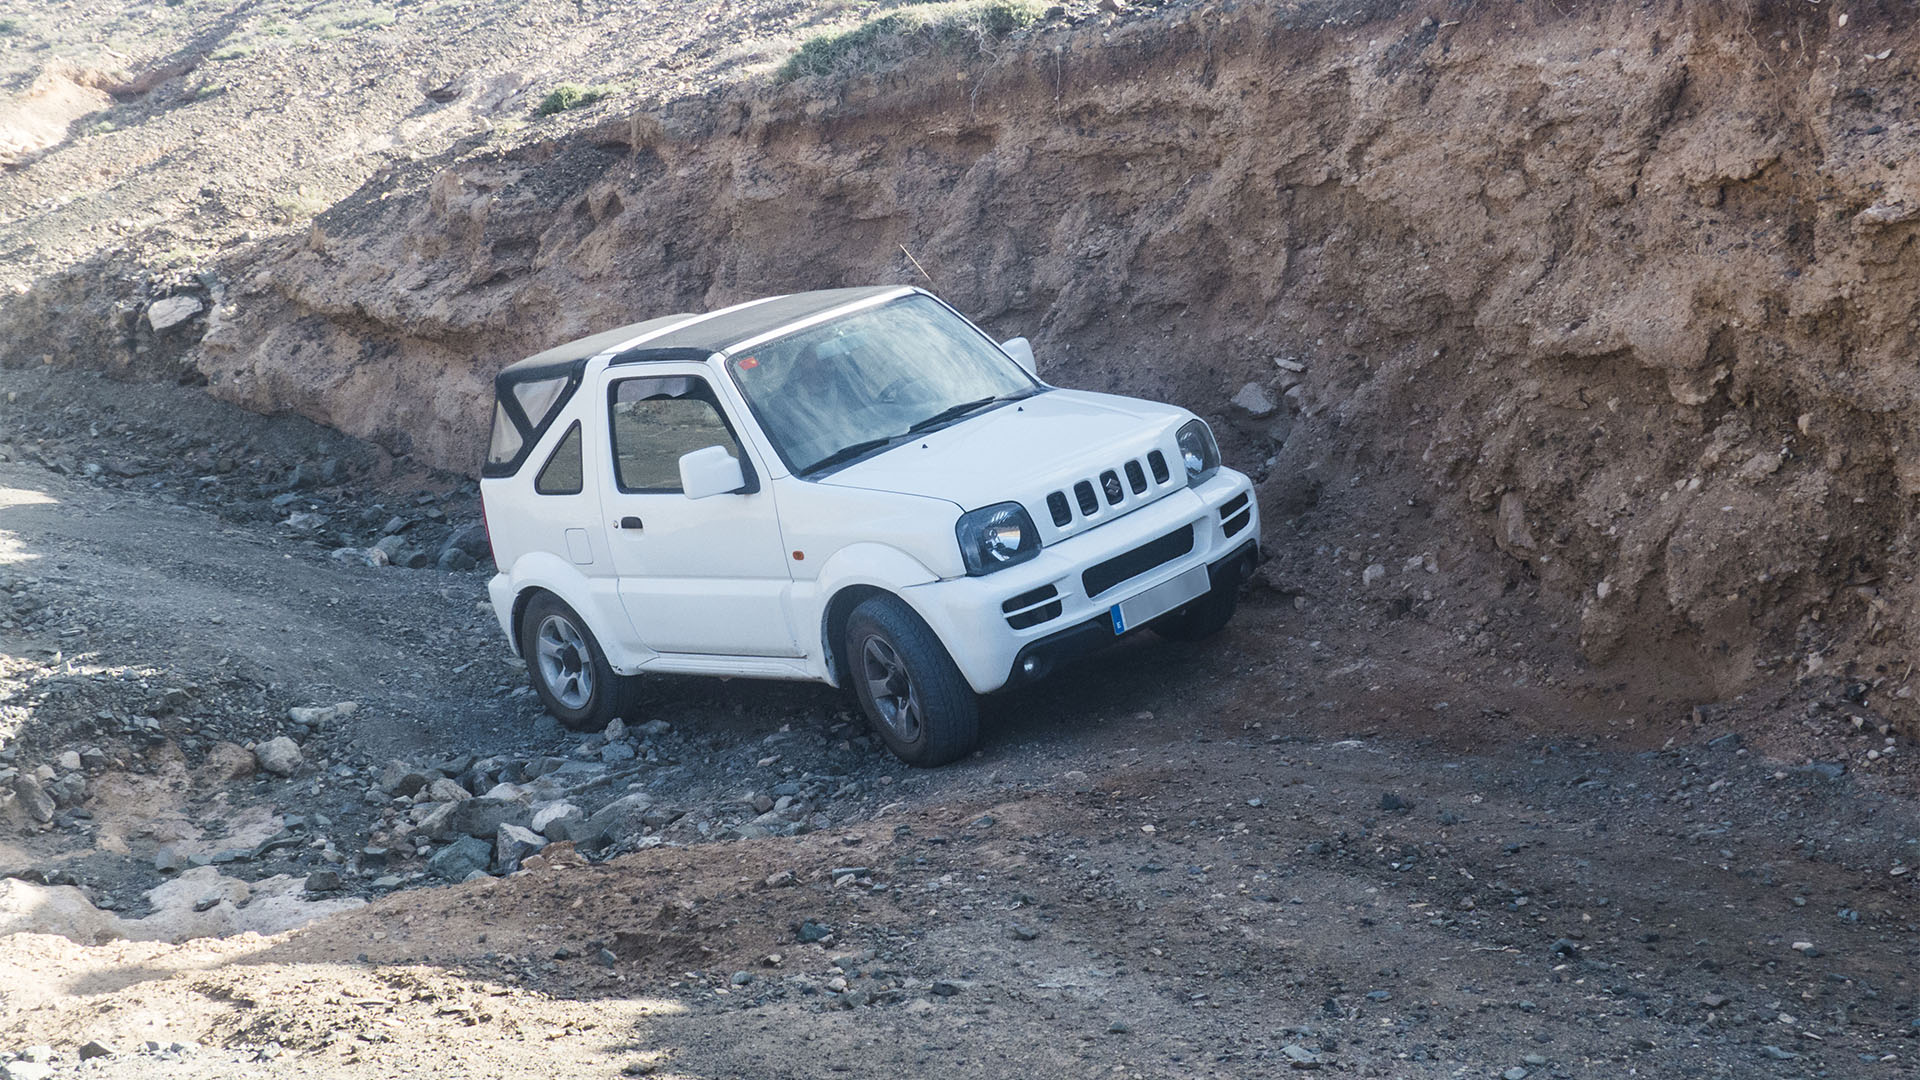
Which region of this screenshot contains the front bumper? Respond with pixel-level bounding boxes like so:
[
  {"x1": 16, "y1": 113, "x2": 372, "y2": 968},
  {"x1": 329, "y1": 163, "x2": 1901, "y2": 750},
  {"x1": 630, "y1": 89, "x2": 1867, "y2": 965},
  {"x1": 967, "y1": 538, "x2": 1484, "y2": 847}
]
[{"x1": 901, "y1": 468, "x2": 1260, "y2": 694}]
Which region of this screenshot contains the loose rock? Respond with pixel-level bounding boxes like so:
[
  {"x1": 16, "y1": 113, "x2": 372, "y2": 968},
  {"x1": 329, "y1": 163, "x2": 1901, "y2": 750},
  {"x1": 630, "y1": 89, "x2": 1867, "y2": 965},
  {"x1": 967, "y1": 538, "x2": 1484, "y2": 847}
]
[
  {"x1": 146, "y1": 295, "x2": 203, "y2": 331},
  {"x1": 252, "y1": 737, "x2": 303, "y2": 776},
  {"x1": 202, "y1": 742, "x2": 256, "y2": 780},
  {"x1": 11, "y1": 776, "x2": 55, "y2": 824}
]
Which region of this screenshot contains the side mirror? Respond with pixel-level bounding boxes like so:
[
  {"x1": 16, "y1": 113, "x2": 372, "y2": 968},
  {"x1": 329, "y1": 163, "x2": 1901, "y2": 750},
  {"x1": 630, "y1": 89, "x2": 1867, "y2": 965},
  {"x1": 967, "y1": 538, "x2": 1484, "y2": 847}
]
[
  {"x1": 1001, "y1": 336, "x2": 1037, "y2": 377},
  {"x1": 679, "y1": 446, "x2": 748, "y2": 499}
]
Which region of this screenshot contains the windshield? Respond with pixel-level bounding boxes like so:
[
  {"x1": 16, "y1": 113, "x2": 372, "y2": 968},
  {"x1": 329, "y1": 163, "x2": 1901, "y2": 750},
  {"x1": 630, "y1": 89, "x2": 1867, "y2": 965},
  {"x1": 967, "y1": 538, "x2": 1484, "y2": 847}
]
[{"x1": 726, "y1": 294, "x2": 1040, "y2": 475}]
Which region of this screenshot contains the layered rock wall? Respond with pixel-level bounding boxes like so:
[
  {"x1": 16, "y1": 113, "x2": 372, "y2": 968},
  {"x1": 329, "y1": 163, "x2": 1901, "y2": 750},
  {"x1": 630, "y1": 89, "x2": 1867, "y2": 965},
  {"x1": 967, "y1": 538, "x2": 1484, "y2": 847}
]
[{"x1": 9, "y1": 0, "x2": 1920, "y2": 700}]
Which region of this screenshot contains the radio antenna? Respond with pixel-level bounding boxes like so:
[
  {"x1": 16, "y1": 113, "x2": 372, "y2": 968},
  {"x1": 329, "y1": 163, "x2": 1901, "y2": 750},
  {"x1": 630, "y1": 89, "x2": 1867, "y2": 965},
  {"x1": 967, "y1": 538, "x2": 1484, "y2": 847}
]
[{"x1": 898, "y1": 243, "x2": 936, "y2": 287}]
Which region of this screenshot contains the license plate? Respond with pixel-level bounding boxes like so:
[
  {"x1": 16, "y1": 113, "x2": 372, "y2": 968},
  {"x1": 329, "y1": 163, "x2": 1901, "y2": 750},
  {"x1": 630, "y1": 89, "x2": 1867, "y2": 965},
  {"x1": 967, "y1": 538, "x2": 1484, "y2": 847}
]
[{"x1": 1109, "y1": 564, "x2": 1210, "y2": 634}]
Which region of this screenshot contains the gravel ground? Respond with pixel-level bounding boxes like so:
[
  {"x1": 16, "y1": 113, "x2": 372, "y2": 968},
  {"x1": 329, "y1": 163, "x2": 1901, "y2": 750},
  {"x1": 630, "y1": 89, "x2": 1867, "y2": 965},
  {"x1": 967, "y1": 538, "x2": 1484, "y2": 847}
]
[{"x1": 3, "y1": 364, "x2": 1918, "y2": 1078}]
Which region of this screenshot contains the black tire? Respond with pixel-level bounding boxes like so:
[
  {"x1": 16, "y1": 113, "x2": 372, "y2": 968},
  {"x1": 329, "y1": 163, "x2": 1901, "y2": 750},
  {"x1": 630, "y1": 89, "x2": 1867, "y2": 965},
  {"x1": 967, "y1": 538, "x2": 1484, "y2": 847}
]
[
  {"x1": 1149, "y1": 580, "x2": 1238, "y2": 642},
  {"x1": 520, "y1": 592, "x2": 637, "y2": 732},
  {"x1": 844, "y1": 595, "x2": 979, "y2": 767}
]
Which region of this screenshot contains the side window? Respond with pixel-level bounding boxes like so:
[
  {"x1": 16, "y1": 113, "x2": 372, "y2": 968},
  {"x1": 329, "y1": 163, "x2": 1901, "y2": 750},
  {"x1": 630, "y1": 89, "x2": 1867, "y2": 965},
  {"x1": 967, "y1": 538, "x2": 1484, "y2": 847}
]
[
  {"x1": 535, "y1": 422, "x2": 583, "y2": 495},
  {"x1": 609, "y1": 376, "x2": 747, "y2": 493}
]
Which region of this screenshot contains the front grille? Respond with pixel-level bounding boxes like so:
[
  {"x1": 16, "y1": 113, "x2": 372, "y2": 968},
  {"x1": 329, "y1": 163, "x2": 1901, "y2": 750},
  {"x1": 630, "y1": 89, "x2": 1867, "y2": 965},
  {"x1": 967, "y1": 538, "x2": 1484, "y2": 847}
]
[
  {"x1": 1221, "y1": 492, "x2": 1251, "y2": 538},
  {"x1": 1047, "y1": 450, "x2": 1183, "y2": 533},
  {"x1": 1047, "y1": 491, "x2": 1071, "y2": 527},
  {"x1": 1002, "y1": 583, "x2": 1062, "y2": 631},
  {"x1": 1083, "y1": 524, "x2": 1194, "y2": 599}
]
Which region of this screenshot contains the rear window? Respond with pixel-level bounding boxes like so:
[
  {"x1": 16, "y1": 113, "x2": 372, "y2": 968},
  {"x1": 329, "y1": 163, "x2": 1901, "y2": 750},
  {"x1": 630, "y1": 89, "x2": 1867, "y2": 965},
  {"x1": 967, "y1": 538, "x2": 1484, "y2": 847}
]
[
  {"x1": 484, "y1": 369, "x2": 581, "y2": 477},
  {"x1": 486, "y1": 401, "x2": 523, "y2": 467},
  {"x1": 513, "y1": 377, "x2": 570, "y2": 432}
]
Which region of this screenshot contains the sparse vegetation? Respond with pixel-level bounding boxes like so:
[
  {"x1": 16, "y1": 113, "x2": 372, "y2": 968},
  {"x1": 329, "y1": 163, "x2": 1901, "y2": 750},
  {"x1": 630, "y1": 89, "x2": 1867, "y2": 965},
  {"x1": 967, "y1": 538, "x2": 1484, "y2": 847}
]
[
  {"x1": 273, "y1": 192, "x2": 328, "y2": 222},
  {"x1": 316, "y1": 7, "x2": 397, "y2": 39},
  {"x1": 535, "y1": 83, "x2": 617, "y2": 116},
  {"x1": 204, "y1": 2, "x2": 399, "y2": 61},
  {"x1": 777, "y1": 0, "x2": 1046, "y2": 82}
]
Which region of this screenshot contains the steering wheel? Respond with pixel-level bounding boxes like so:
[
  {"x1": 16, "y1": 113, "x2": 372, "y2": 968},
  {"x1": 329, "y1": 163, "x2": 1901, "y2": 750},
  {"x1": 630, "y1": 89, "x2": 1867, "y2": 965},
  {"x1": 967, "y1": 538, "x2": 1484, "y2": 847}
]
[{"x1": 873, "y1": 375, "x2": 920, "y2": 407}]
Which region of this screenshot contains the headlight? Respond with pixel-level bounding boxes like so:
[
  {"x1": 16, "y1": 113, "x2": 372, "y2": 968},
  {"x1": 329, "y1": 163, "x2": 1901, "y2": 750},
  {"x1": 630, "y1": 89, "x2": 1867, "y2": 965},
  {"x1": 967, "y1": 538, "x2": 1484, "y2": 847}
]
[
  {"x1": 1176, "y1": 419, "x2": 1221, "y2": 486},
  {"x1": 955, "y1": 501, "x2": 1040, "y2": 576}
]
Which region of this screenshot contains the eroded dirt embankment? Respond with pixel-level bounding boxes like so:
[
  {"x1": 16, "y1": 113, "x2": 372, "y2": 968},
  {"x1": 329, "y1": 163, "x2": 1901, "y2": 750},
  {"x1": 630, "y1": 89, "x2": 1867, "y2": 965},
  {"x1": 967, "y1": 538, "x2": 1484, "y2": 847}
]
[{"x1": 7, "y1": 0, "x2": 1920, "y2": 714}]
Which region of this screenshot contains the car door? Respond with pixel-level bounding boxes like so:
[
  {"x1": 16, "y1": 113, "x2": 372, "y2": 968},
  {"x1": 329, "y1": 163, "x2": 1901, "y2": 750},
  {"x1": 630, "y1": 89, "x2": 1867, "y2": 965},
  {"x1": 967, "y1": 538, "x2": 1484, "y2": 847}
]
[{"x1": 599, "y1": 366, "x2": 799, "y2": 657}]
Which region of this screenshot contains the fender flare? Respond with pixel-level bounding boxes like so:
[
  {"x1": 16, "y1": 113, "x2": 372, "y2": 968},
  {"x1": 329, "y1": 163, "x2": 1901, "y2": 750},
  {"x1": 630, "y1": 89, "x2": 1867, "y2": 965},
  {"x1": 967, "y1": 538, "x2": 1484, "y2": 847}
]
[
  {"x1": 502, "y1": 553, "x2": 654, "y2": 673},
  {"x1": 807, "y1": 542, "x2": 943, "y2": 687}
]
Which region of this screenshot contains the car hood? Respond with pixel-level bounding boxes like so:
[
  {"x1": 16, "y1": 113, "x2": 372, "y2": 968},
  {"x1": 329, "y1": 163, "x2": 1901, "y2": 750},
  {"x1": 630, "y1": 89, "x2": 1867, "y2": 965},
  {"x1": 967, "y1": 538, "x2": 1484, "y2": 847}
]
[{"x1": 821, "y1": 389, "x2": 1194, "y2": 542}]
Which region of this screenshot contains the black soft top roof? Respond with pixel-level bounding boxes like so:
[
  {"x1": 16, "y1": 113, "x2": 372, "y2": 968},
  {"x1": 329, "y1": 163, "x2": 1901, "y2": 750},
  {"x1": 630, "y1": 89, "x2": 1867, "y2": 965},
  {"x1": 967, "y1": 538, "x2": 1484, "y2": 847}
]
[
  {"x1": 496, "y1": 286, "x2": 909, "y2": 381},
  {"x1": 496, "y1": 311, "x2": 692, "y2": 382}
]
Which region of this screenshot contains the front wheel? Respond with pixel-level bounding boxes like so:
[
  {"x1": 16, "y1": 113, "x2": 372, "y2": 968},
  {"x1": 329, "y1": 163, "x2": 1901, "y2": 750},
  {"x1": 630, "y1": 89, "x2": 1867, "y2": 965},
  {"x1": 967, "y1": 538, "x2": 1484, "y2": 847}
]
[
  {"x1": 520, "y1": 593, "x2": 637, "y2": 732},
  {"x1": 844, "y1": 596, "x2": 979, "y2": 767},
  {"x1": 1149, "y1": 581, "x2": 1238, "y2": 642}
]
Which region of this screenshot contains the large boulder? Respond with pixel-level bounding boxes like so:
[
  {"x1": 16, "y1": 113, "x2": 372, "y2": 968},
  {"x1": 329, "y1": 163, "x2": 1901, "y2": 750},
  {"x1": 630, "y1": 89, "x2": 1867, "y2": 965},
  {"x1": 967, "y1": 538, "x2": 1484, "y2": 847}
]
[
  {"x1": 582, "y1": 791, "x2": 655, "y2": 846},
  {"x1": 440, "y1": 523, "x2": 491, "y2": 562},
  {"x1": 377, "y1": 760, "x2": 429, "y2": 797},
  {"x1": 445, "y1": 796, "x2": 530, "y2": 839},
  {"x1": 495, "y1": 824, "x2": 547, "y2": 873},
  {"x1": 428, "y1": 837, "x2": 493, "y2": 882},
  {"x1": 425, "y1": 777, "x2": 472, "y2": 803},
  {"x1": 531, "y1": 801, "x2": 587, "y2": 842}
]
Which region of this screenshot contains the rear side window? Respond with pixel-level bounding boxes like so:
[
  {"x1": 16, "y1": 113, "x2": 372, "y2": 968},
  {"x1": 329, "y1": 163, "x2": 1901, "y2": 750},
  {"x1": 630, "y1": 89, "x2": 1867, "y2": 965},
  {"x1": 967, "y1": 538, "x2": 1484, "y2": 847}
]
[
  {"x1": 486, "y1": 401, "x2": 523, "y2": 467},
  {"x1": 513, "y1": 377, "x2": 570, "y2": 431},
  {"x1": 535, "y1": 422, "x2": 584, "y2": 495},
  {"x1": 485, "y1": 368, "x2": 582, "y2": 477},
  {"x1": 609, "y1": 376, "x2": 750, "y2": 493}
]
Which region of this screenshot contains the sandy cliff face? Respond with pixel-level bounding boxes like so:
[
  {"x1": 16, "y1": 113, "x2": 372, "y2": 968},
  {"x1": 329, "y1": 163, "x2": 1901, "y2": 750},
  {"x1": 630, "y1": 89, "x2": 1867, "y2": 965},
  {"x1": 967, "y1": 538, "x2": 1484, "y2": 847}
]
[{"x1": 7, "y1": 0, "x2": 1920, "y2": 710}]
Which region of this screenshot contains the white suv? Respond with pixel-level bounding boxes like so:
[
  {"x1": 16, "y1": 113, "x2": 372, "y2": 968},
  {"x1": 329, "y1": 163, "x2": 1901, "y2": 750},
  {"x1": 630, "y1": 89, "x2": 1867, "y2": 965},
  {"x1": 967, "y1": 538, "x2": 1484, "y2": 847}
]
[{"x1": 480, "y1": 287, "x2": 1260, "y2": 765}]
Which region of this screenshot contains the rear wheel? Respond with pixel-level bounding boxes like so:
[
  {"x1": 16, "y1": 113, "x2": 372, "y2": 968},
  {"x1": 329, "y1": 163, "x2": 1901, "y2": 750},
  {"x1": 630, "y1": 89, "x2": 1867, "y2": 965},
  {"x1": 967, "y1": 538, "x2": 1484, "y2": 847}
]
[
  {"x1": 520, "y1": 593, "x2": 636, "y2": 732},
  {"x1": 844, "y1": 596, "x2": 979, "y2": 767},
  {"x1": 1149, "y1": 581, "x2": 1238, "y2": 642}
]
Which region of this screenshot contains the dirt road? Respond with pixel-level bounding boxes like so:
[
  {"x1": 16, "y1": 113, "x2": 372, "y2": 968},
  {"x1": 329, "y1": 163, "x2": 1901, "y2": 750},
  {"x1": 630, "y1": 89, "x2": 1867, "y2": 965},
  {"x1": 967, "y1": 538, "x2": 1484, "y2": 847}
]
[{"x1": 3, "y1": 372, "x2": 1918, "y2": 1078}]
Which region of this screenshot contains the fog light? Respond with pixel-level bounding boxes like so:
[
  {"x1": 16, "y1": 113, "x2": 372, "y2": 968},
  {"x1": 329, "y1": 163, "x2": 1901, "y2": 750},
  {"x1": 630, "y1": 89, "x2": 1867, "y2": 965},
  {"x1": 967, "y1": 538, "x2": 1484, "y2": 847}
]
[{"x1": 1021, "y1": 657, "x2": 1038, "y2": 674}]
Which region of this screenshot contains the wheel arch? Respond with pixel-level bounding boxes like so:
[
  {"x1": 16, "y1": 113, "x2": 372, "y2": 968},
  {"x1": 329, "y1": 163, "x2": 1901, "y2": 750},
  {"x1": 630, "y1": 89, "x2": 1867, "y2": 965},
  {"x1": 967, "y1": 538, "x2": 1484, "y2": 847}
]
[
  {"x1": 497, "y1": 551, "x2": 648, "y2": 671},
  {"x1": 810, "y1": 542, "x2": 942, "y2": 689},
  {"x1": 508, "y1": 585, "x2": 548, "y2": 657},
  {"x1": 821, "y1": 584, "x2": 890, "y2": 689}
]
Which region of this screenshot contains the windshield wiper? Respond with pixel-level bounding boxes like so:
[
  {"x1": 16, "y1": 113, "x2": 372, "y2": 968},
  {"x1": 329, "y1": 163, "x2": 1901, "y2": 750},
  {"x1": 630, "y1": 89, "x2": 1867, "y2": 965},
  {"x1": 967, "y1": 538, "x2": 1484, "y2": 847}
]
[
  {"x1": 803, "y1": 436, "x2": 898, "y2": 475},
  {"x1": 906, "y1": 395, "x2": 1003, "y2": 435}
]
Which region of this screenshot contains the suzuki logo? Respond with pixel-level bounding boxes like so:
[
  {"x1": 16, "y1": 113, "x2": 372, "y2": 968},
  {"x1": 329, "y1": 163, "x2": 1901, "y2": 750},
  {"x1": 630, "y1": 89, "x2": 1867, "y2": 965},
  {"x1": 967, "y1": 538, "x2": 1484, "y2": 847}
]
[{"x1": 1103, "y1": 474, "x2": 1124, "y2": 503}]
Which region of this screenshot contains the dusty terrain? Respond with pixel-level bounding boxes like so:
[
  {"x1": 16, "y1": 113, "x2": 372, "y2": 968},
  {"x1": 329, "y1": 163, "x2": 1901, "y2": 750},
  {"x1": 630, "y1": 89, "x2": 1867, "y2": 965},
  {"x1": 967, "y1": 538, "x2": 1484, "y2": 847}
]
[
  {"x1": 3, "y1": 0, "x2": 1920, "y2": 1077},
  {"x1": 3, "y1": 367, "x2": 1919, "y2": 1078}
]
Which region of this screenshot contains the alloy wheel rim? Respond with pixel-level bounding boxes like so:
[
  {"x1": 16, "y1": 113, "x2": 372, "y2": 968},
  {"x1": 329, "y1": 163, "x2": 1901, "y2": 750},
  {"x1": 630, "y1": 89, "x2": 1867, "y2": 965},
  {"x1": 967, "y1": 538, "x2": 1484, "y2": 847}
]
[
  {"x1": 860, "y1": 635, "x2": 922, "y2": 743},
  {"x1": 535, "y1": 614, "x2": 594, "y2": 710}
]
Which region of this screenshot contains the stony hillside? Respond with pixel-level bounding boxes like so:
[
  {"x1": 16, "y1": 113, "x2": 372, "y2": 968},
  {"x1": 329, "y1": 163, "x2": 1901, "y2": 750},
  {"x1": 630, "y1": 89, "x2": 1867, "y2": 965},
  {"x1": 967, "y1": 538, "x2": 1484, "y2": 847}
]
[{"x1": 5, "y1": 0, "x2": 1920, "y2": 723}]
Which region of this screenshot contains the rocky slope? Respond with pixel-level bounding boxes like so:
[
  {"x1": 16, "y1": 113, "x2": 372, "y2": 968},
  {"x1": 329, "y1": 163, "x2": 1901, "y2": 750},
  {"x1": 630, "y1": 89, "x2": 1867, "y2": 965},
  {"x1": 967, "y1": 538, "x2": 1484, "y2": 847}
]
[{"x1": 5, "y1": 0, "x2": 1920, "y2": 719}]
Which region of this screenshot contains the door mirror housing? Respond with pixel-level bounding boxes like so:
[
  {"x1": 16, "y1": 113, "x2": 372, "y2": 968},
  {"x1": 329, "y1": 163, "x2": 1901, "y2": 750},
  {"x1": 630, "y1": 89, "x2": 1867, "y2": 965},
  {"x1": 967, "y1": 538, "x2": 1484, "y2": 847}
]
[
  {"x1": 679, "y1": 445, "x2": 748, "y2": 499},
  {"x1": 1001, "y1": 336, "x2": 1037, "y2": 377}
]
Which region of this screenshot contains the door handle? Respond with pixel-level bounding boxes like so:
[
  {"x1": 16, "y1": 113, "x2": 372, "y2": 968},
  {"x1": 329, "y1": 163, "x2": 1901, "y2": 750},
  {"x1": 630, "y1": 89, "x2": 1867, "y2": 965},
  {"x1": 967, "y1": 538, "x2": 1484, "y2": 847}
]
[{"x1": 617, "y1": 516, "x2": 643, "y2": 531}]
